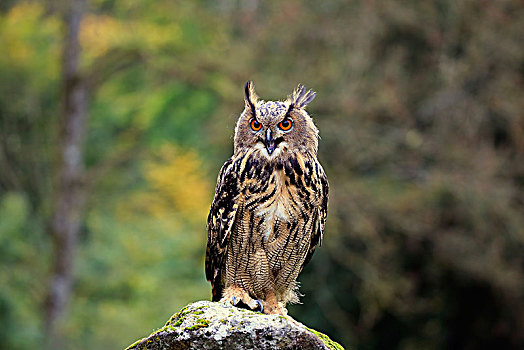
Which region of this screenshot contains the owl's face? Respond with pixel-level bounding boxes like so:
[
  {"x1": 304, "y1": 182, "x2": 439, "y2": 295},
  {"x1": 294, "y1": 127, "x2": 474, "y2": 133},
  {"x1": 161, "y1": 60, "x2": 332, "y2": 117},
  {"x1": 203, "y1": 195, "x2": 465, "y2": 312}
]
[{"x1": 234, "y1": 82, "x2": 319, "y2": 159}]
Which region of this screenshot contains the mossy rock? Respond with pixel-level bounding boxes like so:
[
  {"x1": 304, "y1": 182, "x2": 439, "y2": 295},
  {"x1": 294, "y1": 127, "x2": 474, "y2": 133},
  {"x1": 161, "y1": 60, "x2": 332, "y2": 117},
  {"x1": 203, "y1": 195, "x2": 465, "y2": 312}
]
[{"x1": 126, "y1": 300, "x2": 345, "y2": 350}]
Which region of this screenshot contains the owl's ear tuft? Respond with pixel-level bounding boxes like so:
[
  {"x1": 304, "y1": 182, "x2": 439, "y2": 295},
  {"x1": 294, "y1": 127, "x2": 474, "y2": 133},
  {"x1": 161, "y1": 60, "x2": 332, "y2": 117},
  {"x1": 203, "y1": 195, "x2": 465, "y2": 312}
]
[
  {"x1": 290, "y1": 84, "x2": 316, "y2": 109},
  {"x1": 244, "y1": 81, "x2": 258, "y2": 115}
]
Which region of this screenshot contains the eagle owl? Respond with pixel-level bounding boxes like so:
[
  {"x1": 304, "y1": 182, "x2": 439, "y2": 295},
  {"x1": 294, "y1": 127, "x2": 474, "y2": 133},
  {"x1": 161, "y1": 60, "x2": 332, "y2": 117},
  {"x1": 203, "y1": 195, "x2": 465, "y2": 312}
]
[{"x1": 205, "y1": 81, "x2": 328, "y2": 316}]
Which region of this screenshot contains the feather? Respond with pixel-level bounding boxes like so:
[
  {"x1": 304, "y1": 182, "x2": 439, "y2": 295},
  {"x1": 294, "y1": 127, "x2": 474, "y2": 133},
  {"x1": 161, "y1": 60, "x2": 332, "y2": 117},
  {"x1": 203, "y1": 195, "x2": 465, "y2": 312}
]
[{"x1": 290, "y1": 84, "x2": 316, "y2": 108}]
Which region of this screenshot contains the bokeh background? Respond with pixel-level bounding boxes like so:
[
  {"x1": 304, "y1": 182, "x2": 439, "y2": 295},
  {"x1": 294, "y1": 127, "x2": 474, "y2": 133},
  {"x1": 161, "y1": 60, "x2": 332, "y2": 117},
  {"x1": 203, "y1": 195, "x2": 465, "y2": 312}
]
[{"x1": 1, "y1": 0, "x2": 523, "y2": 349}]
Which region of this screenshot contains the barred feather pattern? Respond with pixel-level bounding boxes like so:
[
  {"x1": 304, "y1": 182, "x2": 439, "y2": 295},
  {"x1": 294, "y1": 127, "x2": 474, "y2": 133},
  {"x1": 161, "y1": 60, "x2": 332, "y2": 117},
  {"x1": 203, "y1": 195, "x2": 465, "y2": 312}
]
[{"x1": 205, "y1": 147, "x2": 328, "y2": 305}]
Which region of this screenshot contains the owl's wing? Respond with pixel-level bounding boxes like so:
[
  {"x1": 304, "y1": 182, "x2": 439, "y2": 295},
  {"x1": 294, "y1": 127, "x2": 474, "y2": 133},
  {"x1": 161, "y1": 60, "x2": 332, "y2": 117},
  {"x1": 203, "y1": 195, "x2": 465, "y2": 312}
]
[
  {"x1": 300, "y1": 160, "x2": 329, "y2": 272},
  {"x1": 205, "y1": 157, "x2": 240, "y2": 301}
]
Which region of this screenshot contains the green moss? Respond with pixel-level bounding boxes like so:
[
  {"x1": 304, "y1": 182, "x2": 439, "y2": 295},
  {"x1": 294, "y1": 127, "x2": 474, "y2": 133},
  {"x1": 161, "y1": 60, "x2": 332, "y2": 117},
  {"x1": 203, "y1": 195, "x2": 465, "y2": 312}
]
[
  {"x1": 171, "y1": 318, "x2": 184, "y2": 327},
  {"x1": 165, "y1": 306, "x2": 188, "y2": 327},
  {"x1": 165, "y1": 306, "x2": 197, "y2": 328},
  {"x1": 306, "y1": 327, "x2": 345, "y2": 350},
  {"x1": 197, "y1": 318, "x2": 210, "y2": 324},
  {"x1": 126, "y1": 305, "x2": 212, "y2": 349},
  {"x1": 185, "y1": 324, "x2": 200, "y2": 331},
  {"x1": 185, "y1": 318, "x2": 210, "y2": 331},
  {"x1": 125, "y1": 337, "x2": 144, "y2": 350}
]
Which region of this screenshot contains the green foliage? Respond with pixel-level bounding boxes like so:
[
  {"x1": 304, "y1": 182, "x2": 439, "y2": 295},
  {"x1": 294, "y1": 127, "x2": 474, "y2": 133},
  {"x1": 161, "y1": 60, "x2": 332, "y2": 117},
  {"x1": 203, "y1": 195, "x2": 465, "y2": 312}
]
[
  {"x1": 0, "y1": 193, "x2": 47, "y2": 350},
  {"x1": 0, "y1": 2, "x2": 59, "y2": 211},
  {"x1": 1, "y1": 0, "x2": 523, "y2": 349}
]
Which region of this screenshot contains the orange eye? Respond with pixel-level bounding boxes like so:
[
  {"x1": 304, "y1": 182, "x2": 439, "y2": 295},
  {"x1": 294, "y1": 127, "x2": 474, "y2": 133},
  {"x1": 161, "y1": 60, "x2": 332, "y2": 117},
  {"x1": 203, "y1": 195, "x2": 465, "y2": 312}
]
[
  {"x1": 250, "y1": 119, "x2": 262, "y2": 131},
  {"x1": 279, "y1": 118, "x2": 293, "y2": 131}
]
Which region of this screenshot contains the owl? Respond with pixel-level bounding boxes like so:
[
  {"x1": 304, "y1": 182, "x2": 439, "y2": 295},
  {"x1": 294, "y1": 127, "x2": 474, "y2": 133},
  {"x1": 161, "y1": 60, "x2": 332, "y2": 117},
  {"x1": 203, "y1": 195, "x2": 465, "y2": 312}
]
[{"x1": 205, "y1": 81, "x2": 328, "y2": 316}]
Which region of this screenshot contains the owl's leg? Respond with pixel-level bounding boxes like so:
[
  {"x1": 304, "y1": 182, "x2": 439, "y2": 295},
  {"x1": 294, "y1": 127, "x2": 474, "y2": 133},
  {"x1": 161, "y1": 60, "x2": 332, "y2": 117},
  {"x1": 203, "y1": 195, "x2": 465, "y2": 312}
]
[{"x1": 220, "y1": 285, "x2": 260, "y2": 311}]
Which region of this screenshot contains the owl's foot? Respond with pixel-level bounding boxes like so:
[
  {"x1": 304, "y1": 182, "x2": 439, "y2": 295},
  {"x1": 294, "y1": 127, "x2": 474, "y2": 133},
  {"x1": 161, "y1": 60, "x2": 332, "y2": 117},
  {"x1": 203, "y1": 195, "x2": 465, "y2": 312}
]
[
  {"x1": 220, "y1": 287, "x2": 289, "y2": 316},
  {"x1": 220, "y1": 286, "x2": 261, "y2": 312},
  {"x1": 257, "y1": 292, "x2": 288, "y2": 316},
  {"x1": 255, "y1": 299, "x2": 264, "y2": 313}
]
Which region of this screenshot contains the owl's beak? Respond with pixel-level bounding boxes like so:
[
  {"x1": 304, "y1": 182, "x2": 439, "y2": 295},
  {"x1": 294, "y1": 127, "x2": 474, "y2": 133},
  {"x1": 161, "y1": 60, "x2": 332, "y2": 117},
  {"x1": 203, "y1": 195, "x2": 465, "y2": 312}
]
[{"x1": 264, "y1": 128, "x2": 276, "y2": 155}]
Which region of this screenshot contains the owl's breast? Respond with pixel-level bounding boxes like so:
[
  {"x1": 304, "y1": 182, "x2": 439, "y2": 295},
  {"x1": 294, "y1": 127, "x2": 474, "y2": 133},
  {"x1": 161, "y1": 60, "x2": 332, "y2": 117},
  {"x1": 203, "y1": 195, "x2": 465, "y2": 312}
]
[
  {"x1": 253, "y1": 168, "x2": 295, "y2": 241},
  {"x1": 246, "y1": 165, "x2": 312, "y2": 243}
]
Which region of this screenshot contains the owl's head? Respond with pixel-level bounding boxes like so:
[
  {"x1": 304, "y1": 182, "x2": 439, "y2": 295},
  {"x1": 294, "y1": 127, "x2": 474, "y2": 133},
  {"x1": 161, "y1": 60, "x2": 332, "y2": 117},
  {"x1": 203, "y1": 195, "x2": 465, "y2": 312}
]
[{"x1": 234, "y1": 81, "x2": 319, "y2": 159}]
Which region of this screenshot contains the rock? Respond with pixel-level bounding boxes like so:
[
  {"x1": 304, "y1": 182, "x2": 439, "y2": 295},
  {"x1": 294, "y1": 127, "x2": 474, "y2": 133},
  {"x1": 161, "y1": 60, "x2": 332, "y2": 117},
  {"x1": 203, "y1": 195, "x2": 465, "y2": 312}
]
[{"x1": 125, "y1": 300, "x2": 344, "y2": 350}]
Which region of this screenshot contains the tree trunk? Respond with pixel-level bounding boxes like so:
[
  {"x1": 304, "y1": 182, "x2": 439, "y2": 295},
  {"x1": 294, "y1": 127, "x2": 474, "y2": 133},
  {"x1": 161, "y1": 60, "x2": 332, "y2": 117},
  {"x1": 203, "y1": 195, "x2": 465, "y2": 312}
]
[{"x1": 44, "y1": 0, "x2": 87, "y2": 347}]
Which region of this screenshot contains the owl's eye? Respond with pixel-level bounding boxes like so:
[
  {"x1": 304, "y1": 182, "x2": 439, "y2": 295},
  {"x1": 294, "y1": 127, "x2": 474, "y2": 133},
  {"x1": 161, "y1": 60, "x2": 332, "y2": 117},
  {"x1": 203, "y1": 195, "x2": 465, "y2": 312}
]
[
  {"x1": 279, "y1": 118, "x2": 293, "y2": 131},
  {"x1": 250, "y1": 119, "x2": 262, "y2": 131}
]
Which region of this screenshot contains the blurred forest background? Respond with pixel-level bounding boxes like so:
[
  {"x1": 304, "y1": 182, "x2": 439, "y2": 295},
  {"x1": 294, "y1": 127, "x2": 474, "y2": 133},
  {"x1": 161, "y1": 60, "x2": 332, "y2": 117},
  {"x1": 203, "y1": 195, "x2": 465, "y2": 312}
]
[{"x1": 1, "y1": 0, "x2": 523, "y2": 349}]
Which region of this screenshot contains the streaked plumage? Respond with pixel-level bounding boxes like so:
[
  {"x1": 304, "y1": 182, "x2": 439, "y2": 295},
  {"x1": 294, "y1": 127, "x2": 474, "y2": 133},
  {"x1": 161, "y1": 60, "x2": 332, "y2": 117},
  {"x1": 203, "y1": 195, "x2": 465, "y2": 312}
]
[{"x1": 205, "y1": 81, "x2": 328, "y2": 316}]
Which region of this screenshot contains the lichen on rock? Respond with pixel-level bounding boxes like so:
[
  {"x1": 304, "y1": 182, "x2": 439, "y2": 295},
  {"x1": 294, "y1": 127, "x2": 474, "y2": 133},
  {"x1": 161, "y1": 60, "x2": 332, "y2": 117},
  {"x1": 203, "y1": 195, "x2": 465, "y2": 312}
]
[{"x1": 125, "y1": 300, "x2": 344, "y2": 350}]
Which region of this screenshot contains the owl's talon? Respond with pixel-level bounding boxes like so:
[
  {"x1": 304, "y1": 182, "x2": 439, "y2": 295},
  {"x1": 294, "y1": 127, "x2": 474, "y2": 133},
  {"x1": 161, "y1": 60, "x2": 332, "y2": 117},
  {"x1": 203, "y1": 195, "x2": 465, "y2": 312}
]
[
  {"x1": 231, "y1": 296, "x2": 238, "y2": 305},
  {"x1": 255, "y1": 299, "x2": 264, "y2": 313}
]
